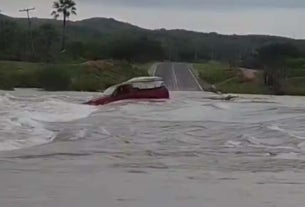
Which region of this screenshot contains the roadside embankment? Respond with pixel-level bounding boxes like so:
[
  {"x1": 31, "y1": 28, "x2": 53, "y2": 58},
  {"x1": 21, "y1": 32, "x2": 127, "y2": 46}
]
[
  {"x1": 0, "y1": 60, "x2": 148, "y2": 91},
  {"x1": 194, "y1": 62, "x2": 270, "y2": 95}
]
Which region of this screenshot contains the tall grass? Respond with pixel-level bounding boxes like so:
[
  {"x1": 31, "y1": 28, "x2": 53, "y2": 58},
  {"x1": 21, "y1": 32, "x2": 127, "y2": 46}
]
[
  {"x1": 0, "y1": 60, "x2": 148, "y2": 91},
  {"x1": 0, "y1": 72, "x2": 14, "y2": 90},
  {"x1": 195, "y1": 62, "x2": 235, "y2": 84},
  {"x1": 38, "y1": 66, "x2": 71, "y2": 91},
  {"x1": 194, "y1": 62, "x2": 270, "y2": 95}
]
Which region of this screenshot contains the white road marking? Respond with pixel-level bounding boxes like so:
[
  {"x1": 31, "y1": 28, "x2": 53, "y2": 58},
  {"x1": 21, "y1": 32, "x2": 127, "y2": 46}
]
[
  {"x1": 188, "y1": 65, "x2": 204, "y2": 91},
  {"x1": 172, "y1": 63, "x2": 179, "y2": 91}
]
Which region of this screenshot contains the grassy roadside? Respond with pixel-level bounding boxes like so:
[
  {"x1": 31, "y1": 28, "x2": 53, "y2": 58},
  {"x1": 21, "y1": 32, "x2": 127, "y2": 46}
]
[
  {"x1": 282, "y1": 77, "x2": 305, "y2": 96},
  {"x1": 194, "y1": 61, "x2": 305, "y2": 95},
  {"x1": 133, "y1": 62, "x2": 154, "y2": 72},
  {"x1": 194, "y1": 62, "x2": 271, "y2": 95},
  {"x1": 0, "y1": 60, "x2": 148, "y2": 91}
]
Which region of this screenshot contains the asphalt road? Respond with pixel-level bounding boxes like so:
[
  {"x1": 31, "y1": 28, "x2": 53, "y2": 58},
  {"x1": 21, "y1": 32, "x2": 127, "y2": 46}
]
[{"x1": 155, "y1": 62, "x2": 203, "y2": 91}]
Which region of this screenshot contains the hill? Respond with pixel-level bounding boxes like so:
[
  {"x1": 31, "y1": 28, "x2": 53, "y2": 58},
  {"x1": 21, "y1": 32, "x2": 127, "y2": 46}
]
[
  {"x1": 0, "y1": 14, "x2": 145, "y2": 41},
  {"x1": 0, "y1": 13, "x2": 297, "y2": 43},
  {"x1": 0, "y1": 14, "x2": 304, "y2": 64},
  {"x1": 1, "y1": 14, "x2": 305, "y2": 95}
]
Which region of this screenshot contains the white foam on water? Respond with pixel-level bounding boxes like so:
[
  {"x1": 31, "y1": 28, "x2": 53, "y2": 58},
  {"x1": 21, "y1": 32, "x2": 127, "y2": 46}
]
[
  {"x1": 246, "y1": 136, "x2": 297, "y2": 150},
  {"x1": 68, "y1": 128, "x2": 89, "y2": 141},
  {"x1": 267, "y1": 124, "x2": 305, "y2": 140},
  {"x1": 267, "y1": 125, "x2": 286, "y2": 132},
  {"x1": 211, "y1": 102, "x2": 231, "y2": 110},
  {"x1": 297, "y1": 142, "x2": 305, "y2": 151},
  {"x1": 2, "y1": 90, "x2": 305, "y2": 154},
  {"x1": 100, "y1": 99, "x2": 234, "y2": 122},
  {"x1": 30, "y1": 99, "x2": 99, "y2": 122},
  {"x1": 0, "y1": 93, "x2": 97, "y2": 152},
  {"x1": 275, "y1": 152, "x2": 300, "y2": 160},
  {"x1": 225, "y1": 140, "x2": 242, "y2": 148},
  {"x1": 100, "y1": 96, "x2": 300, "y2": 123}
]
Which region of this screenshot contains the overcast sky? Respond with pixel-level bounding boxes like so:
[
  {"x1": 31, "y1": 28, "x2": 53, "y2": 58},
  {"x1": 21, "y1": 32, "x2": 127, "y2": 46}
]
[{"x1": 1, "y1": 0, "x2": 305, "y2": 39}]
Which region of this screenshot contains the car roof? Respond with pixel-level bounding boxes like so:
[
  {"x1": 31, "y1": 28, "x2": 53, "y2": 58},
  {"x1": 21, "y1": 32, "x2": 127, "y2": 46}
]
[
  {"x1": 126, "y1": 76, "x2": 163, "y2": 83},
  {"x1": 103, "y1": 76, "x2": 165, "y2": 95}
]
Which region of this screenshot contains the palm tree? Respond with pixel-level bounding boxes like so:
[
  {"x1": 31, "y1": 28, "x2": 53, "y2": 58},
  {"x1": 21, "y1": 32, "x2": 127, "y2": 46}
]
[{"x1": 51, "y1": 0, "x2": 77, "y2": 52}]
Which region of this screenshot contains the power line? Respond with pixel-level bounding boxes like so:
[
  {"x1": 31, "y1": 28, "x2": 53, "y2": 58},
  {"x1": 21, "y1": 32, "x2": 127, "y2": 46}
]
[{"x1": 19, "y1": 7, "x2": 35, "y2": 28}]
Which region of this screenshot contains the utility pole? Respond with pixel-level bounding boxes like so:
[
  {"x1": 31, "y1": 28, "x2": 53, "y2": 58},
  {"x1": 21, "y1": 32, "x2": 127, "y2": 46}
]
[
  {"x1": 19, "y1": 7, "x2": 35, "y2": 29},
  {"x1": 19, "y1": 7, "x2": 35, "y2": 59}
]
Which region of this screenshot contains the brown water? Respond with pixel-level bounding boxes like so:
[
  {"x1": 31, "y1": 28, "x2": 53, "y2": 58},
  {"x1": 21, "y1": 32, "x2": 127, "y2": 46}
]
[{"x1": 1, "y1": 89, "x2": 305, "y2": 207}]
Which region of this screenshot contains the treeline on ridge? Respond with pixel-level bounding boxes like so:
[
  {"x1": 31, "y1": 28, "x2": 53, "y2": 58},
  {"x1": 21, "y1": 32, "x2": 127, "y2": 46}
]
[{"x1": 2, "y1": 14, "x2": 305, "y2": 66}]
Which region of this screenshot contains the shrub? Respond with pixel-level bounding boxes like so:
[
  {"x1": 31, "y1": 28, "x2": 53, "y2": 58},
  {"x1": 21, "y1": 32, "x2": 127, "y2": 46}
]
[
  {"x1": 70, "y1": 74, "x2": 104, "y2": 91},
  {"x1": 0, "y1": 72, "x2": 14, "y2": 90},
  {"x1": 38, "y1": 66, "x2": 71, "y2": 91},
  {"x1": 196, "y1": 62, "x2": 235, "y2": 84},
  {"x1": 12, "y1": 69, "x2": 41, "y2": 88}
]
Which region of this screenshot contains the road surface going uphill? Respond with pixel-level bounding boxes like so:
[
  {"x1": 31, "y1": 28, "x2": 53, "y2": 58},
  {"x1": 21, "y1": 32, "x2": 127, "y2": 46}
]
[{"x1": 155, "y1": 62, "x2": 203, "y2": 91}]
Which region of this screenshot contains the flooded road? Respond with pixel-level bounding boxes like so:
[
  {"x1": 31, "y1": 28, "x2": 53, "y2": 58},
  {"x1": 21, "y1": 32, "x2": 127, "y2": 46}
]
[
  {"x1": 1, "y1": 89, "x2": 305, "y2": 207},
  {"x1": 155, "y1": 62, "x2": 203, "y2": 91}
]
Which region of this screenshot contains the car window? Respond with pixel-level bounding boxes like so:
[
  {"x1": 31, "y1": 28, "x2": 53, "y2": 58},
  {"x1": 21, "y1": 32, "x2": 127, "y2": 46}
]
[{"x1": 112, "y1": 85, "x2": 131, "y2": 96}]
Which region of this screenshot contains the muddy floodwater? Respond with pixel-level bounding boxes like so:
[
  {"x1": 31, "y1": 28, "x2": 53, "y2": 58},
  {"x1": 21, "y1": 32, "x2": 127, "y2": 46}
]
[{"x1": 1, "y1": 89, "x2": 305, "y2": 207}]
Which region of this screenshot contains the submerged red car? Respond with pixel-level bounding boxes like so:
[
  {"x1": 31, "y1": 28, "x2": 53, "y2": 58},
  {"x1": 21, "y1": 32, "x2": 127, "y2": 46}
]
[{"x1": 85, "y1": 76, "x2": 170, "y2": 106}]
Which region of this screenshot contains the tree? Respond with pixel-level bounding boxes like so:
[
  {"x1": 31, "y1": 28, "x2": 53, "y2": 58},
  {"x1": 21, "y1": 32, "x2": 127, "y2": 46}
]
[
  {"x1": 33, "y1": 24, "x2": 60, "y2": 62},
  {"x1": 0, "y1": 20, "x2": 18, "y2": 60},
  {"x1": 257, "y1": 42, "x2": 299, "y2": 67},
  {"x1": 257, "y1": 42, "x2": 300, "y2": 94},
  {"x1": 51, "y1": 0, "x2": 77, "y2": 52},
  {"x1": 67, "y1": 41, "x2": 85, "y2": 59}
]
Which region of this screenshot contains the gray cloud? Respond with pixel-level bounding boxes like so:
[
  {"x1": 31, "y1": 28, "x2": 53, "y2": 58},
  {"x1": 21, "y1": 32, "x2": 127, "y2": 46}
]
[
  {"x1": 85, "y1": 0, "x2": 305, "y2": 9},
  {"x1": 1, "y1": 0, "x2": 305, "y2": 38}
]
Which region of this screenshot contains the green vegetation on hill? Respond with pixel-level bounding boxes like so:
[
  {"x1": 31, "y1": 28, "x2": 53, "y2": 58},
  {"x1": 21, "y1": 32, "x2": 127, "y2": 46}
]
[
  {"x1": 195, "y1": 62, "x2": 271, "y2": 94},
  {"x1": 195, "y1": 60, "x2": 305, "y2": 95},
  {"x1": 2, "y1": 8, "x2": 305, "y2": 94},
  {"x1": 0, "y1": 60, "x2": 147, "y2": 91},
  {"x1": 196, "y1": 62, "x2": 235, "y2": 84},
  {"x1": 217, "y1": 77, "x2": 270, "y2": 95},
  {"x1": 1, "y1": 13, "x2": 305, "y2": 64},
  {"x1": 282, "y1": 77, "x2": 305, "y2": 96}
]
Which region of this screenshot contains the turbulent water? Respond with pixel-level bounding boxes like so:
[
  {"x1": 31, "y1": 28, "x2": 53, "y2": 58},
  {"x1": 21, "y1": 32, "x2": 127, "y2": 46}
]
[{"x1": 1, "y1": 89, "x2": 305, "y2": 207}]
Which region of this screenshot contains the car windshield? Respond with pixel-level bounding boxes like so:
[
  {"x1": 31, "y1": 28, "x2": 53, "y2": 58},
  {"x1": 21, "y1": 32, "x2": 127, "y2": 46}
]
[{"x1": 103, "y1": 85, "x2": 118, "y2": 96}]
